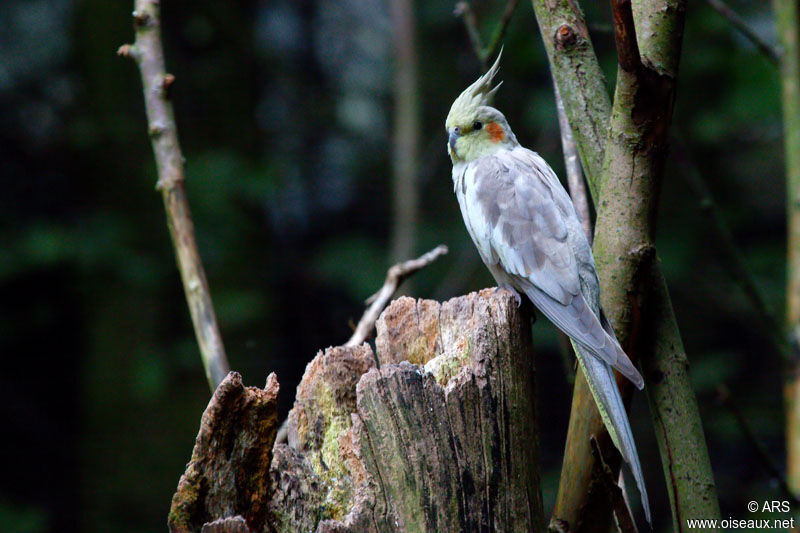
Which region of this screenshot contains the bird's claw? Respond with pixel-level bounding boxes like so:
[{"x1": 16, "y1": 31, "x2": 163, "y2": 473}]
[{"x1": 495, "y1": 284, "x2": 522, "y2": 307}]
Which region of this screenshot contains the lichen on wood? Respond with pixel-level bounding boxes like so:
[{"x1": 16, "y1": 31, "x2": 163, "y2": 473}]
[
  {"x1": 345, "y1": 290, "x2": 543, "y2": 531},
  {"x1": 268, "y1": 289, "x2": 543, "y2": 532},
  {"x1": 276, "y1": 344, "x2": 376, "y2": 526},
  {"x1": 168, "y1": 290, "x2": 543, "y2": 532}
]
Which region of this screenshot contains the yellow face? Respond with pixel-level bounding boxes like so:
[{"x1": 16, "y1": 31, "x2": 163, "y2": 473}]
[
  {"x1": 445, "y1": 52, "x2": 508, "y2": 162},
  {"x1": 447, "y1": 116, "x2": 508, "y2": 162}
]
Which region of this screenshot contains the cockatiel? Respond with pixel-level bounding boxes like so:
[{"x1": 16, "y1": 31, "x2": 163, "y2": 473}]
[{"x1": 446, "y1": 52, "x2": 651, "y2": 524}]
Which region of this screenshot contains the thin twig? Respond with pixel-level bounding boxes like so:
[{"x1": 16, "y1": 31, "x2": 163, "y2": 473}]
[
  {"x1": 673, "y1": 136, "x2": 789, "y2": 361},
  {"x1": 346, "y1": 245, "x2": 449, "y2": 347},
  {"x1": 389, "y1": 0, "x2": 420, "y2": 268},
  {"x1": 549, "y1": 12, "x2": 593, "y2": 391},
  {"x1": 121, "y1": 1, "x2": 230, "y2": 391},
  {"x1": 455, "y1": 0, "x2": 520, "y2": 69},
  {"x1": 454, "y1": 2, "x2": 486, "y2": 68},
  {"x1": 589, "y1": 437, "x2": 639, "y2": 533},
  {"x1": 278, "y1": 245, "x2": 447, "y2": 445},
  {"x1": 553, "y1": 75, "x2": 593, "y2": 244},
  {"x1": 717, "y1": 384, "x2": 800, "y2": 506},
  {"x1": 705, "y1": 0, "x2": 781, "y2": 64},
  {"x1": 552, "y1": 77, "x2": 587, "y2": 379},
  {"x1": 483, "y1": 0, "x2": 520, "y2": 64}
]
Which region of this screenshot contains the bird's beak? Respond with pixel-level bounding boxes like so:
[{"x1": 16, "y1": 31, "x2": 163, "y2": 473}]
[{"x1": 448, "y1": 128, "x2": 460, "y2": 156}]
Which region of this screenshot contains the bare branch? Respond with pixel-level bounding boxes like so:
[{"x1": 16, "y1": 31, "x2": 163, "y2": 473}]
[
  {"x1": 281, "y1": 241, "x2": 448, "y2": 449},
  {"x1": 534, "y1": 0, "x2": 720, "y2": 528},
  {"x1": 706, "y1": 0, "x2": 781, "y2": 64},
  {"x1": 454, "y1": 2, "x2": 486, "y2": 68},
  {"x1": 346, "y1": 245, "x2": 448, "y2": 347},
  {"x1": 455, "y1": 0, "x2": 521, "y2": 69},
  {"x1": 589, "y1": 437, "x2": 639, "y2": 533},
  {"x1": 611, "y1": 0, "x2": 641, "y2": 73},
  {"x1": 598, "y1": 0, "x2": 720, "y2": 527},
  {"x1": 553, "y1": 76, "x2": 592, "y2": 244},
  {"x1": 552, "y1": 74, "x2": 593, "y2": 379},
  {"x1": 484, "y1": 0, "x2": 521, "y2": 63},
  {"x1": 124, "y1": 0, "x2": 230, "y2": 391}
]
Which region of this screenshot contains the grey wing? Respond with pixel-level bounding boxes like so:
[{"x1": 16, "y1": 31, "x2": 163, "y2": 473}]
[
  {"x1": 521, "y1": 279, "x2": 644, "y2": 389},
  {"x1": 470, "y1": 147, "x2": 643, "y2": 388},
  {"x1": 469, "y1": 148, "x2": 579, "y2": 304}
]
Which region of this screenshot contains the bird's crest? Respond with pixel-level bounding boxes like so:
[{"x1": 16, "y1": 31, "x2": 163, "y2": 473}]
[{"x1": 446, "y1": 50, "x2": 503, "y2": 128}]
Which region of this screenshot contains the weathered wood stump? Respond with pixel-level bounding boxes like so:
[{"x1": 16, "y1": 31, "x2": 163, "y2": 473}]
[
  {"x1": 168, "y1": 372, "x2": 280, "y2": 532},
  {"x1": 168, "y1": 289, "x2": 544, "y2": 532}
]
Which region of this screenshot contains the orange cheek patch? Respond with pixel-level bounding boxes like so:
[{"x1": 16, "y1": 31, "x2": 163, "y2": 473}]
[{"x1": 486, "y1": 122, "x2": 505, "y2": 143}]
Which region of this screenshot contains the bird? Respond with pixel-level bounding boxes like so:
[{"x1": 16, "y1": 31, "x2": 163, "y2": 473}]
[{"x1": 445, "y1": 51, "x2": 651, "y2": 524}]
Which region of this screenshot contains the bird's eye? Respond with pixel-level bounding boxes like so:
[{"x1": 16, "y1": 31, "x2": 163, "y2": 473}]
[
  {"x1": 473, "y1": 121, "x2": 483, "y2": 131},
  {"x1": 453, "y1": 126, "x2": 461, "y2": 134}
]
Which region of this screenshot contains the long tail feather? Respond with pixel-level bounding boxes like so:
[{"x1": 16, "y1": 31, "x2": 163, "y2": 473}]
[{"x1": 574, "y1": 341, "x2": 652, "y2": 525}]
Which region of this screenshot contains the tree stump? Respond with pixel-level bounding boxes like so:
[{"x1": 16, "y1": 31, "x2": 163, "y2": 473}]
[
  {"x1": 168, "y1": 372, "x2": 280, "y2": 532},
  {"x1": 168, "y1": 289, "x2": 543, "y2": 532}
]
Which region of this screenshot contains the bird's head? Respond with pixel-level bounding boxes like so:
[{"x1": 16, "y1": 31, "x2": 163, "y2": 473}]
[{"x1": 446, "y1": 51, "x2": 517, "y2": 163}]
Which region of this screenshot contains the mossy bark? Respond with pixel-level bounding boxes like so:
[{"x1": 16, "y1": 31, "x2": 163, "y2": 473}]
[
  {"x1": 530, "y1": 0, "x2": 611, "y2": 201},
  {"x1": 597, "y1": 1, "x2": 720, "y2": 529},
  {"x1": 642, "y1": 269, "x2": 721, "y2": 530},
  {"x1": 170, "y1": 292, "x2": 544, "y2": 531},
  {"x1": 259, "y1": 290, "x2": 543, "y2": 532}
]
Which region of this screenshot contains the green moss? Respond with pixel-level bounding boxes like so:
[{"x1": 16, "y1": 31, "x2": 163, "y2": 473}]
[
  {"x1": 406, "y1": 335, "x2": 433, "y2": 365},
  {"x1": 305, "y1": 381, "x2": 355, "y2": 522},
  {"x1": 166, "y1": 472, "x2": 200, "y2": 528},
  {"x1": 424, "y1": 337, "x2": 472, "y2": 387}
]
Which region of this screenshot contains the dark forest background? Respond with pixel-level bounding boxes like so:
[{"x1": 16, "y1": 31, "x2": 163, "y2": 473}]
[{"x1": 0, "y1": 0, "x2": 787, "y2": 531}]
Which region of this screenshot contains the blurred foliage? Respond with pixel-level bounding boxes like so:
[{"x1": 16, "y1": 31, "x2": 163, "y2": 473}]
[{"x1": 0, "y1": 0, "x2": 790, "y2": 531}]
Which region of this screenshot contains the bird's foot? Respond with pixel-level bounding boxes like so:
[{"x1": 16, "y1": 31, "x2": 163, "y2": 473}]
[{"x1": 495, "y1": 284, "x2": 522, "y2": 307}]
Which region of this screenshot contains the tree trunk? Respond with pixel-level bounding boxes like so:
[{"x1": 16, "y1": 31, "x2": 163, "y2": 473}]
[
  {"x1": 389, "y1": 0, "x2": 420, "y2": 269},
  {"x1": 530, "y1": 0, "x2": 611, "y2": 202},
  {"x1": 531, "y1": 0, "x2": 720, "y2": 529},
  {"x1": 168, "y1": 290, "x2": 544, "y2": 532},
  {"x1": 775, "y1": 0, "x2": 800, "y2": 506}
]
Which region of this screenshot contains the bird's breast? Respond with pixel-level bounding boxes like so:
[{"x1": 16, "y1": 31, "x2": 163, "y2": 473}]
[{"x1": 454, "y1": 163, "x2": 497, "y2": 267}]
